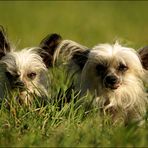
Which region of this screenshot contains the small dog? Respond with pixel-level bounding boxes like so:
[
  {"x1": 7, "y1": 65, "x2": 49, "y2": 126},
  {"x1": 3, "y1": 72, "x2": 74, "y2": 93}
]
[
  {"x1": 0, "y1": 26, "x2": 61, "y2": 105},
  {"x1": 53, "y1": 38, "x2": 148, "y2": 125}
]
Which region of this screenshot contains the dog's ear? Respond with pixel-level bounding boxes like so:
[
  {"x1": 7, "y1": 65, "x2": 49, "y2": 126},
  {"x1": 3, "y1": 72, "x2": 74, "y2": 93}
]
[
  {"x1": 0, "y1": 26, "x2": 10, "y2": 59},
  {"x1": 72, "y1": 50, "x2": 89, "y2": 70},
  {"x1": 39, "y1": 33, "x2": 62, "y2": 68},
  {"x1": 138, "y1": 46, "x2": 148, "y2": 70},
  {"x1": 57, "y1": 39, "x2": 89, "y2": 70}
]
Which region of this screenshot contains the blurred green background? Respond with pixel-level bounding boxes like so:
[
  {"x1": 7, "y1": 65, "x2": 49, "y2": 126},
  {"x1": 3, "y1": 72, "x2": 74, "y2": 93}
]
[{"x1": 0, "y1": 1, "x2": 148, "y2": 49}]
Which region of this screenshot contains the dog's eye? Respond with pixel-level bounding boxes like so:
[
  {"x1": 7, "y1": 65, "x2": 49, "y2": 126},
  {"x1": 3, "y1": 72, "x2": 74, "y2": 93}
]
[
  {"x1": 118, "y1": 64, "x2": 128, "y2": 72},
  {"x1": 96, "y1": 64, "x2": 106, "y2": 74},
  {"x1": 27, "y1": 72, "x2": 37, "y2": 80}
]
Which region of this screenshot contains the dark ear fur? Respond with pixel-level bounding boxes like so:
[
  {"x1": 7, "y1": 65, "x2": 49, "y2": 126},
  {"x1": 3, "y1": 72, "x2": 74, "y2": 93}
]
[
  {"x1": 138, "y1": 46, "x2": 148, "y2": 70},
  {"x1": 39, "y1": 33, "x2": 62, "y2": 68},
  {"x1": 0, "y1": 26, "x2": 10, "y2": 59},
  {"x1": 72, "y1": 50, "x2": 89, "y2": 70}
]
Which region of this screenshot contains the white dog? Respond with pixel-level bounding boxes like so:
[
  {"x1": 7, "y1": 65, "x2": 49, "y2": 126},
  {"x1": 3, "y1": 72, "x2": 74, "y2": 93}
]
[
  {"x1": 0, "y1": 26, "x2": 61, "y2": 105},
  {"x1": 54, "y1": 38, "x2": 148, "y2": 125}
]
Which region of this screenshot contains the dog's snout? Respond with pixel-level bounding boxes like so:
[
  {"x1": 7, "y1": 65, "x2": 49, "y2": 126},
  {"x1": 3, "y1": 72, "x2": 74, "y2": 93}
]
[
  {"x1": 15, "y1": 81, "x2": 25, "y2": 87},
  {"x1": 105, "y1": 75, "x2": 118, "y2": 85},
  {"x1": 104, "y1": 75, "x2": 120, "y2": 89}
]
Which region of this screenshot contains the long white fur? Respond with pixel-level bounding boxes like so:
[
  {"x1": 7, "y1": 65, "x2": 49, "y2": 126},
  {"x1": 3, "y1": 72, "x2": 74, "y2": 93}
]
[
  {"x1": 0, "y1": 47, "x2": 49, "y2": 104},
  {"x1": 57, "y1": 40, "x2": 148, "y2": 124}
]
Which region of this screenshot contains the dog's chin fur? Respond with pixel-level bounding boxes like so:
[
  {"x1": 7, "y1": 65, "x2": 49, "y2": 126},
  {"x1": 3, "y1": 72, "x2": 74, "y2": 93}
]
[
  {"x1": 0, "y1": 47, "x2": 49, "y2": 104},
  {"x1": 95, "y1": 74, "x2": 147, "y2": 124},
  {"x1": 57, "y1": 40, "x2": 148, "y2": 125}
]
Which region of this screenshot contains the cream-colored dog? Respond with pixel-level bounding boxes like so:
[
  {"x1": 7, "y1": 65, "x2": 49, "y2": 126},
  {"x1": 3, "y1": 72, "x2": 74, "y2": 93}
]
[{"x1": 54, "y1": 38, "x2": 148, "y2": 125}]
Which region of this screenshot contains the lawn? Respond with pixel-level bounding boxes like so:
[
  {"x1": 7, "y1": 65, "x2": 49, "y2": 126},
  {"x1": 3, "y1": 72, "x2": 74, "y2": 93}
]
[{"x1": 0, "y1": 1, "x2": 148, "y2": 147}]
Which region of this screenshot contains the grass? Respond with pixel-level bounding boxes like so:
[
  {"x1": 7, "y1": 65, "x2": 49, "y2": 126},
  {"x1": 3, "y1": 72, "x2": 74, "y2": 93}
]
[
  {"x1": 1, "y1": 66, "x2": 148, "y2": 147},
  {"x1": 0, "y1": 1, "x2": 148, "y2": 147},
  {"x1": 0, "y1": 98, "x2": 148, "y2": 147}
]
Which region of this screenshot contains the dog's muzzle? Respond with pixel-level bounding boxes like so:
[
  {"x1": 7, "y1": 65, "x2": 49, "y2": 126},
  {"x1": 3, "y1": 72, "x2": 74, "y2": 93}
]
[
  {"x1": 104, "y1": 75, "x2": 120, "y2": 90},
  {"x1": 13, "y1": 80, "x2": 26, "y2": 91}
]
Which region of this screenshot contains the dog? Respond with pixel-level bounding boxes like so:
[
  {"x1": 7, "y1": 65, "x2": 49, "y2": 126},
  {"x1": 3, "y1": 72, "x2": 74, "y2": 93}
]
[
  {"x1": 53, "y1": 37, "x2": 148, "y2": 125},
  {"x1": 0, "y1": 26, "x2": 62, "y2": 105}
]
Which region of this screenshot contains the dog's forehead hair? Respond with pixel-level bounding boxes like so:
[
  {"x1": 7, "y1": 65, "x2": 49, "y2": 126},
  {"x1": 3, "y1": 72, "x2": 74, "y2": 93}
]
[
  {"x1": 88, "y1": 53, "x2": 126, "y2": 69},
  {"x1": 90, "y1": 42, "x2": 143, "y2": 70},
  {"x1": 1, "y1": 48, "x2": 47, "y2": 75}
]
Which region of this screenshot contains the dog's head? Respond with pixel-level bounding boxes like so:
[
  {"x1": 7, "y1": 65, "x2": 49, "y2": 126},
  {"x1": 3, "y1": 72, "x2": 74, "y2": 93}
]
[
  {"x1": 86, "y1": 43, "x2": 143, "y2": 90},
  {"x1": 0, "y1": 26, "x2": 62, "y2": 104},
  {"x1": 60, "y1": 41, "x2": 144, "y2": 96}
]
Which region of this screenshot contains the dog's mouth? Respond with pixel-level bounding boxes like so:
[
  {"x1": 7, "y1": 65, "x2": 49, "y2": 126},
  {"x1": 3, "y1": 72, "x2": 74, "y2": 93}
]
[
  {"x1": 12, "y1": 85, "x2": 26, "y2": 92},
  {"x1": 104, "y1": 81, "x2": 121, "y2": 90},
  {"x1": 108, "y1": 83, "x2": 120, "y2": 90},
  {"x1": 105, "y1": 82, "x2": 121, "y2": 90},
  {"x1": 12, "y1": 87, "x2": 27, "y2": 93}
]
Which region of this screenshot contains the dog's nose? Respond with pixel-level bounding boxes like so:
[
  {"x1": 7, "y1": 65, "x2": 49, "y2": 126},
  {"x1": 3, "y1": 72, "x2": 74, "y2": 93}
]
[
  {"x1": 15, "y1": 81, "x2": 25, "y2": 87},
  {"x1": 105, "y1": 75, "x2": 118, "y2": 85}
]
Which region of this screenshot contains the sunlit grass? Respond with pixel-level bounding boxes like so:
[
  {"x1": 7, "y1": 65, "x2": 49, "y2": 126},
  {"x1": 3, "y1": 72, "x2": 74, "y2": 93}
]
[{"x1": 0, "y1": 65, "x2": 148, "y2": 147}]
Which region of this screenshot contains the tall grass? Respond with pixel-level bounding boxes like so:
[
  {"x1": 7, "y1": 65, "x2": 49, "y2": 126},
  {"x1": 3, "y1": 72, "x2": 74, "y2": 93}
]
[
  {"x1": 0, "y1": 1, "x2": 148, "y2": 147},
  {"x1": 0, "y1": 65, "x2": 148, "y2": 147}
]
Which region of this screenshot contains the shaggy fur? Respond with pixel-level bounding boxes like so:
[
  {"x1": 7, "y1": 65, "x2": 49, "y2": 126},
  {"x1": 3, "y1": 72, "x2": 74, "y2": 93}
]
[
  {"x1": 0, "y1": 26, "x2": 61, "y2": 105},
  {"x1": 54, "y1": 38, "x2": 148, "y2": 125},
  {"x1": 138, "y1": 46, "x2": 148, "y2": 84}
]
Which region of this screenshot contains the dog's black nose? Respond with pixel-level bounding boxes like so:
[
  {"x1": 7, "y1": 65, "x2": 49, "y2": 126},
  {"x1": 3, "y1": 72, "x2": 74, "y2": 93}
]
[
  {"x1": 105, "y1": 75, "x2": 118, "y2": 85},
  {"x1": 14, "y1": 81, "x2": 25, "y2": 87},
  {"x1": 104, "y1": 75, "x2": 120, "y2": 89}
]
